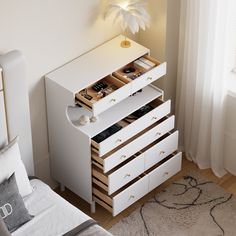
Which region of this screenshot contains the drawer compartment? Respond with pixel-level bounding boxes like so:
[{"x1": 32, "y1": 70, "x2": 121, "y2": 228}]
[
  {"x1": 93, "y1": 175, "x2": 149, "y2": 217},
  {"x1": 91, "y1": 98, "x2": 171, "y2": 157},
  {"x1": 92, "y1": 152, "x2": 145, "y2": 195},
  {"x1": 148, "y1": 152, "x2": 182, "y2": 192},
  {"x1": 92, "y1": 115, "x2": 175, "y2": 173},
  {"x1": 144, "y1": 131, "x2": 179, "y2": 171},
  {"x1": 112, "y1": 175, "x2": 148, "y2": 216},
  {"x1": 113, "y1": 55, "x2": 167, "y2": 94},
  {"x1": 93, "y1": 152, "x2": 182, "y2": 216},
  {"x1": 75, "y1": 75, "x2": 131, "y2": 116}
]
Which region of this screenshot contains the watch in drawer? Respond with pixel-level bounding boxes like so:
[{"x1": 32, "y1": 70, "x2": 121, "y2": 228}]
[
  {"x1": 113, "y1": 55, "x2": 167, "y2": 94},
  {"x1": 75, "y1": 75, "x2": 131, "y2": 116},
  {"x1": 93, "y1": 152, "x2": 182, "y2": 216},
  {"x1": 91, "y1": 98, "x2": 171, "y2": 157},
  {"x1": 92, "y1": 115, "x2": 175, "y2": 173}
]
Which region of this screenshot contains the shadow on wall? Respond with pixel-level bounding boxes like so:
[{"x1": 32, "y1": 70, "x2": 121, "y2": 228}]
[
  {"x1": 88, "y1": 0, "x2": 108, "y2": 26},
  {"x1": 28, "y1": 77, "x2": 55, "y2": 185},
  {"x1": 224, "y1": 93, "x2": 236, "y2": 176}
]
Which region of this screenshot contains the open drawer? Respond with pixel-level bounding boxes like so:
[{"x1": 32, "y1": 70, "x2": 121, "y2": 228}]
[
  {"x1": 147, "y1": 152, "x2": 182, "y2": 192},
  {"x1": 92, "y1": 130, "x2": 179, "y2": 195},
  {"x1": 92, "y1": 115, "x2": 175, "y2": 173},
  {"x1": 93, "y1": 174, "x2": 149, "y2": 217},
  {"x1": 143, "y1": 131, "x2": 179, "y2": 171},
  {"x1": 113, "y1": 55, "x2": 167, "y2": 94},
  {"x1": 75, "y1": 75, "x2": 131, "y2": 116},
  {"x1": 92, "y1": 152, "x2": 145, "y2": 195},
  {"x1": 93, "y1": 152, "x2": 182, "y2": 216},
  {"x1": 91, "y1": 97, "x2": 171, "y2": 157}
]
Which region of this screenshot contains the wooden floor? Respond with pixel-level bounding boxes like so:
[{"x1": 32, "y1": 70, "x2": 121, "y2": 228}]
[{"x1": 56, "y1": 158, "x2": 236, "y2": 230}]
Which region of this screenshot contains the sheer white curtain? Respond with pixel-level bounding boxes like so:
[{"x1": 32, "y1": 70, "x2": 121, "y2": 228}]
[{"x1": 176, "y1": 0, "x2": 234, "y2": 177}]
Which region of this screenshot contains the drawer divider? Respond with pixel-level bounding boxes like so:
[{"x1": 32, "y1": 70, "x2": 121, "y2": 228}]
[
  {"x1": 92, "y1": 167, "x2": 108, "y2": 184},
  {"x1": 92, "y1": 161, "x2": 103, "y2": 170},
  {"x1": 93, "y1": 196, "x2": 113, "y2": 213},
  {"x1": 93, "y1": 177, "x2": 108, "y2": 192},
  {"x1": 93, "y1": 187, "x2": 112, "y2": 205},
  {"x1": 91, "y1": 152, "x2": 104, "y2": 165}
]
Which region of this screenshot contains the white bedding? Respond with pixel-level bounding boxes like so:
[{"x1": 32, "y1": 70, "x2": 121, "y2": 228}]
[{"x1": 12, "y1": 179, "x2": 90, "y2": 236}]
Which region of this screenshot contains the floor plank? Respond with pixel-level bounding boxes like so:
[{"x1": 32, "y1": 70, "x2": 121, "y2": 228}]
[{"x1": 56, "y1": 158, "x2": 236, "y2": 230}]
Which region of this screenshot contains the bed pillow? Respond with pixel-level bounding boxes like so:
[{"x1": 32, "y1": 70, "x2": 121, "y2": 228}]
[
  {"x1": 0, "y1": 216, "x2": 10, "y2": 236},
  {"x1": 0, "y1": 173, "x2": 33, "y2": 233},
  {"x1": 0, "y1": 136, "x2": 32, "y2": 198}
]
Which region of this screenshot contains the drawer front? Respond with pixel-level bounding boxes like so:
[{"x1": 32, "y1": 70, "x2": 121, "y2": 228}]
[
  {"x1": 98, "y1": 100, "x2": 171, "y2": 157},
  {"x1": 108, "y1": 153, "x2": 145, "y2": 195},
  {"x1": 131, "y1": 62, "x2": 167, "y2": 93},
  {"x1": 148, "y1": 152, "x2": 182, "y2": 192},
  {"x1": 92, "y1": 83, "x2": 131, "y2": 116},
  {"x1": 144, "y1": 131, "x2": 179, "y2": 171},
  {"x1": 103, "y1": 116, "x2": 175, "y2": 173},
  {"x1": 113, "y1": 175, "x2": 149, "y2": 216}
]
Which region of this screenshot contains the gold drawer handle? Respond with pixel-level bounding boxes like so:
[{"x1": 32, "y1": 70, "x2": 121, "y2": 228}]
[
  {"x1": 163, "y1": 172, "x2": 169, "y2": 176},
  {"x1": 116, "y1": 139, "x2": 122, "y2": 143},
  {"x1": 160, "y1": 151, "x2": 165, "y2": 155},
  {"x1": 156, "y1": 132, "x2": 162, "y2": 136},
  {"x1": 124, "y1": 173, "x2": 131, "y2": 178},
  {"x1": 129, "y1": 195, "x2": 135, "y2": 200},
  {"x1": 147, "y1": 77, "x2": 153, "y2": 81},
  {"x1": 120, "y1": 155, "x2": 127, "y2": 160},
  {"x1": 110, "y1": 98, "x2": 116, "y2": 103}
]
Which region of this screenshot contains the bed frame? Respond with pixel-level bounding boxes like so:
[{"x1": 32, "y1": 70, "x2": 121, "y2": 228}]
[
  {"x1": 0, "y1": 50, "x2": 112, "y2": 236},
  {"x1": 0, "y1": 50, "x2": 34, "y2": 176}
]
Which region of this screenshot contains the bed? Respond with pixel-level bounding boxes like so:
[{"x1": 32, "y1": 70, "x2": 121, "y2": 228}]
[
  {"x1": 0, "y1": 51, "x2": 112, "y2": 236},
  {"x1": 12, "y1": 179, "x2": 110, "y2": 236}
]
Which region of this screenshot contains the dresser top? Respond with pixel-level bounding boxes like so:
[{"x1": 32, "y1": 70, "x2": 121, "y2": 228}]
[{"x1": 46, "y1": 35, "x2": 149, "y2": 94}]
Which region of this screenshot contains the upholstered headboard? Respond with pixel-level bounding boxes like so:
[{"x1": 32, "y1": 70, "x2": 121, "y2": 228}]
[{"x1": 0, "y1": 51, "x2": 34, "y2": 176}]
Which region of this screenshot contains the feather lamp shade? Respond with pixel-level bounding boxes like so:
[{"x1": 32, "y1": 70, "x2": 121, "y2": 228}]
[{"x1": 104, "y1": 0, "x2": 150, "y2": 47}]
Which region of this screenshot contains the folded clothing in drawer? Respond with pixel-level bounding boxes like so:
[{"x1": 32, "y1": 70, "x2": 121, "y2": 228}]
[
  {"x1": 92, "y1": 116, "x2": 175, "y2": 173},
  {"x1": 91, "y1": 98, "x2": 171, "y2": 157}
]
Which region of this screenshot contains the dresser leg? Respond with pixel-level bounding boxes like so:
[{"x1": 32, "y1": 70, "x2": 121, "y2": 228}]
[
  {"x1": 60, "y1": 184, "x2": 65, "y2": 192},
  {"x1": 91, "y1": 201, "x2": 96, "y2": 213}
]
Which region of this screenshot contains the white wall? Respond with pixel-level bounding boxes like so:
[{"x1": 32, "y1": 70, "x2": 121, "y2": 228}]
[
  {"x1": 0, "y1": 0, "x2": 121, "y2": 186},
  {"x1": 138, "y1": 0, "x2": 167, "y2": 61},
  {"x1": 138, "y1": 0, "x2": 181, "y2": 113},
  {"x1": 0, "y1": 0, "x2": 180, "y2": 186}
]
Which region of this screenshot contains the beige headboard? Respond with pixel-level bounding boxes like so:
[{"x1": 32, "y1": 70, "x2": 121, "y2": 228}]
[
  {"x1": 0, "y1": 51, "x2": 34, "y2": 176},
  {"x1": 0, "y1": 68, "x2": 8, "y2": 148}
]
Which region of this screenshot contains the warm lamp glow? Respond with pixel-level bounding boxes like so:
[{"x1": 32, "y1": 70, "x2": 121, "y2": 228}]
[
  {"x1": 104, "y1": 0, "x2": 150, "y2": 47},
  {"x1": 120, "y1": 1, "x2": 129, "y2": 10}
]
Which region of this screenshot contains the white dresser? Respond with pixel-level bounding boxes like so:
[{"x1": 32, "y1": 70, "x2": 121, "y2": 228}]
[{"x1": 45, "y1": 35, "x2": 182, "y2": 216}]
